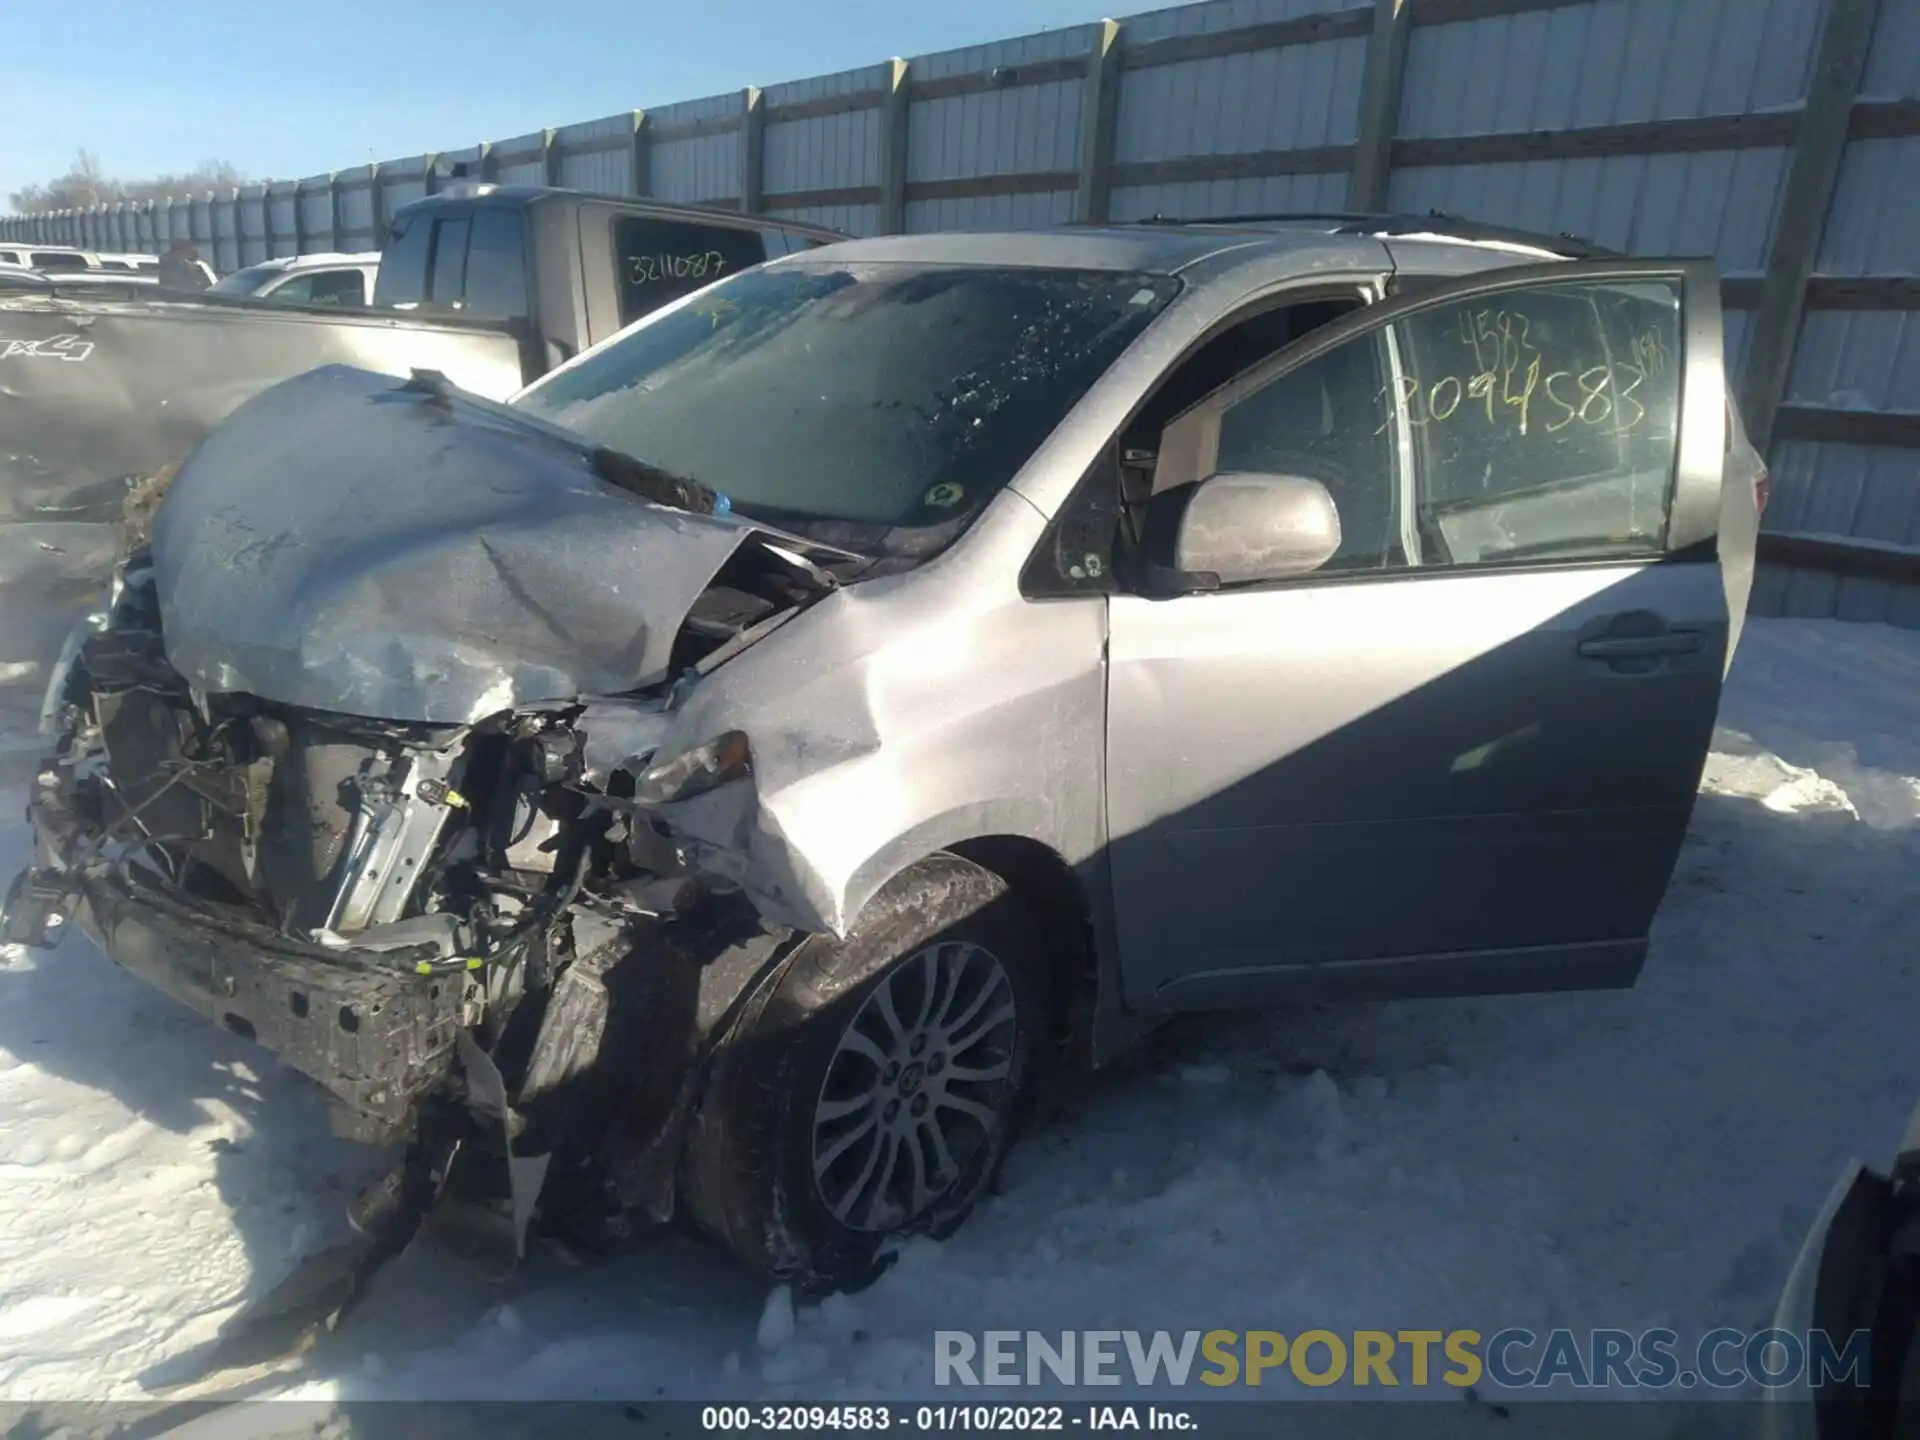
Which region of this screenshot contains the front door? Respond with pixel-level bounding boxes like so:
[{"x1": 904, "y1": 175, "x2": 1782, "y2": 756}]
[{"x1": 1105, "y1": 260, "x2": 1740, "y2": 1010}]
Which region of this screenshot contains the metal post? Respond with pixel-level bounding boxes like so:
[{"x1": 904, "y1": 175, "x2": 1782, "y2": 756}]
[
  {"x1": 1348, "y1": 0, "x2": 1411, "y2": 212},
  {"x1": 1075, "y1": 20, "x2": 1123, "y2": 224},
  {"x1": 1742, "y1": 0, "x2": 1883, "y2": 454},
  {"x1": 740, "y1": 87, "x2": 765, "y2": 213},
  {"x1": 290, "y1": 183, "x2": 306, "y2": 255},
  {"x1": 630, "y1": 111, "x2": 651, "y2": 197},
  {"x1": 879, "y1": 59, "x2": 911, "y2": 234}
]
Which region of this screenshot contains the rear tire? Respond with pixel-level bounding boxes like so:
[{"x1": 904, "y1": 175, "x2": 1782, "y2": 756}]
[{"x1": 681, "y1": 853, "x2": 1047, "y2": 1289}]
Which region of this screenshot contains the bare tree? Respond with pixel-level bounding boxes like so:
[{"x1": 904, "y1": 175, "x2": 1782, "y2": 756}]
[{"x1": 9, "y1": 152, "x2": 249, "y2": 214}]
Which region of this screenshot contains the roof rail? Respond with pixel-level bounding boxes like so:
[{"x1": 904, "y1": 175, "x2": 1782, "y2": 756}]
[{"x1": 1089, "y1": 209, "x2": 1620, "y2": 260}]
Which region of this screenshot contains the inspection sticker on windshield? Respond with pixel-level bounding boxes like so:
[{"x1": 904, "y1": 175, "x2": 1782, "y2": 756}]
[{"x1": 923, "y1": 482, "x2": 965, "y2": 509}]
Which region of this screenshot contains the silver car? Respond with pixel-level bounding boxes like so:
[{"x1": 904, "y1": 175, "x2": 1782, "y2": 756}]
[{"x1": 5, "y1": 216, "x2": 1767, "y2": 1295}]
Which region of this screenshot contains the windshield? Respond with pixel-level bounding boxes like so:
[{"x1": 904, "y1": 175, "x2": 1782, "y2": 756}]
[
  {"x1": 514, "y1": 262, "x2": 1179, "y2": 547},
  {"x1": 210, "y1": 263, "x2": 281, "y2": 295}
]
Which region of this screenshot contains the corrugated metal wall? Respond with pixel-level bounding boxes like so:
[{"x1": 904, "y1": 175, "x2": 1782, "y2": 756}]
[
  {"x1": 1390, "y1": 0, "x2": 1818, "y2": 394},
  {"x1": 761, "y1": 63, "x2": 890, "y2": 235},
  {"x1": 1750, "y1": 0, "x2": 1920, "y2": 626},
  {"x1": 1110, "y1": 0, "x2": 1367, "y2": 223},
  {"x1": 556, "y1": 115, "x2": 641, "y2": 197},
  {"x1": 649, "y1": 93, "x2": 749, "y2": 205},
  {"x1": 5, "y1": 0, "x2": 1916, "y2": 627}
]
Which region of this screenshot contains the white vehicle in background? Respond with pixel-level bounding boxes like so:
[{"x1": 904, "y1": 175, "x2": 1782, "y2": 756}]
[
  {"x1": 209, "y1": 251, "x2": 380, "y2": 306},
  {"x1": 0, "y1": 244, "x2": 105, "y2": 273},
  {"x1": 0, "y1": 259, "x2": 156, "y2": 292},
  {"x1": 97, "y1": 252, "x2": 160, "y2": 275},
  {"x1": 0, "y1": 246, "x2": 208, "y2": 285}
]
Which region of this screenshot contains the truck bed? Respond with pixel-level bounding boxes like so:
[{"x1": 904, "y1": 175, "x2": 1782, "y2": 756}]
[{"x1": 0, "y1": 291, "x2": 526, "y2": 530}]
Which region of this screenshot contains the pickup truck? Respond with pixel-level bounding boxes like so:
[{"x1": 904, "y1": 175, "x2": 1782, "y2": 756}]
[
  {"x1": 209, "y1": 251, "x2": 383, "y2": 307},
  {"x1": 0, "y1": 186, "x2": 842, "y2": 710}
]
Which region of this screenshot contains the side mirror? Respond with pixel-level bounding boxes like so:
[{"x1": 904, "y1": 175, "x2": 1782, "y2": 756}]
[{"x1": 1172, "y1": 471, "x2": 1342, "y2": 586}]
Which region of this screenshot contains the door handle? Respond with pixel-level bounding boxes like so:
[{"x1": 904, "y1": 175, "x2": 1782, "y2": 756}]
[{"x1": 1577, "y1": 632, "x2": 1702, "y2": 660}]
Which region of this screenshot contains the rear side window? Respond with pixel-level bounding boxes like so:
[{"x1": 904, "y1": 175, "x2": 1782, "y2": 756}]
[
  {"x1": 269, "y1": 270, "x2": 367, "y2": 306},
  {"x1": 31, "y1": 252, "x2": 89, "y2": 272},
  {"x1": 374, "y1": 212, "x2": 431, "y2": 308},
  {"x1": 429, "y1": 217, "x2": 470, "y2": 307},
  {"x1": 761, "y1": 229, "x2": 834, "y2": 259},
  {"x1": 613, "y1": 216, "x2": 770, "y2": 326},
  {"x1": 462, "y1": 209, "x2": 528, "y2": 320}
]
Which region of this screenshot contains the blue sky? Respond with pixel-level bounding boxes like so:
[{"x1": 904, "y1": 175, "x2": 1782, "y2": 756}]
[{"x1": 3, "y1": 0, "x2": 1116, "y2": 209}]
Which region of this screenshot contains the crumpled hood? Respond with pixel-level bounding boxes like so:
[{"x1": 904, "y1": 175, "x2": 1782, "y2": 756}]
[{"x1": 151, "y1": 365, "x2": 792, "y2": 723}]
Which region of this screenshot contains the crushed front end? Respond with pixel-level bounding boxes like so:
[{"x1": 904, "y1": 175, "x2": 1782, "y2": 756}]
[
  {"x1": 2, "y1": 368, "x2": 859, "y2": 1271},
  {"x1": 13, "y1": 555, "x2": 624, "y2": 1147}
]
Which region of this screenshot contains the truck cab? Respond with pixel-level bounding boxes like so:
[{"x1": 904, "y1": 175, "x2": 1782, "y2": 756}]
[
  {"x1": 371, "y1": 185, "x2": 843, "y2": 375},
  {"x1": 211, "y1": 253, "x2": 381, "y2": 307}
]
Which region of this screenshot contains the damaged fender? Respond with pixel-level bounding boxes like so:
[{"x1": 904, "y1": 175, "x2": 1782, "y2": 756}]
[{"x1": 620, "y1": 495, "x2": 1113, "y2": 944}]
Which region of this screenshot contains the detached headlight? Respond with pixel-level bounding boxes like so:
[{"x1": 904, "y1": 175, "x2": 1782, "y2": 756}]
[{"x1": 630, "y1": 731, "x2": 752, "y2": 806}]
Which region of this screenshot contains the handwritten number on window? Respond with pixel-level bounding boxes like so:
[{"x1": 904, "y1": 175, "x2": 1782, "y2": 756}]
[
  {"x1": 628, "y1": 250, "x2": 730, "y2": 286},
  {"x1": 1373, "y1": 314, "x2": 1667, "y2": 441}
]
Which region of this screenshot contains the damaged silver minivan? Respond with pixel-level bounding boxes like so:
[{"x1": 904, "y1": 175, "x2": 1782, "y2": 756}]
[{"x1": 4, "y1": 217, "x2": 1766, "y2": 1293}]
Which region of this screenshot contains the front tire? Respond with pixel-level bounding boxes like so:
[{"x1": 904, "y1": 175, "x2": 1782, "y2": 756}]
[{"x1": 681, "y1": 853, "x2": 1047, "y2": 1289}]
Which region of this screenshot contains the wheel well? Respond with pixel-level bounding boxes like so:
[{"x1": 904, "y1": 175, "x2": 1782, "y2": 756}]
[{"x1": 945, "y1": 835, "x2": 1094, "y2": 1049}]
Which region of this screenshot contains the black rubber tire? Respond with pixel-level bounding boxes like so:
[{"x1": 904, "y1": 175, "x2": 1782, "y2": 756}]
[{"x1": 680, "y1": 852, "x2": 1048, "y2": 1290}]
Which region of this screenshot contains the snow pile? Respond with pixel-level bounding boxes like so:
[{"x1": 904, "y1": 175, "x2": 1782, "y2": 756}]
[
  {"x1": 0, "y1": 833, "x2": 382, "y2": 1404},
  {"x1": 0, "y1": 618, "x2": 1916, "y2": 1414}
]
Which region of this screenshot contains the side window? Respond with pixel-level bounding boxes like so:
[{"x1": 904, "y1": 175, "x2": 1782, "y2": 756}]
[
  {"x1": 1183, "y1": 277, "x2": 1684, "y2": 584},
  {"x1": 1393, "y1": 280, "x2": 1682, "y2": 566},
  {"x1": 613, "y1": 216, "x2": 770, "y2": 326},
  {"x1": 429, "y1": 217, "x2": 470, "y2": 308},
  {"x1": 310, "y1": 270, "x2": 368, "y2": 306},
  {"x1": 271, "y1": 271, "x2": 365, "y2": 306},
  {"x1": 1021, "y1": 298, "x2": 1368, "y2": 599},
  {"x1": 32, "y1": 251, "x2": 89, "y2": 272},
  {"x1": 1215, "y1": 329, "x2": 1399, "y2": 573},
  {"x1": 462, "y1": 209, "x2": 528, "y2": 321},
  {"x1": 373, "y1": 212, "x2": 430, "y2": 308}
]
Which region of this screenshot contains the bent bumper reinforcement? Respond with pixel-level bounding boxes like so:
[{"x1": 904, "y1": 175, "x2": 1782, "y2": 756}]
[{"x1": 21, "y1": 768, "x2": 470, "y2": 1130}]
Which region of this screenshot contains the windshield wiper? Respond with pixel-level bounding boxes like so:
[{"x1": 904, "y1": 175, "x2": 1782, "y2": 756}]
[
  {"x1": 587, "y1": 445, "x2": 729, "y2": 518},
  {"x1": 398, "y1": 369, "x2": 727, "y2": 520}
]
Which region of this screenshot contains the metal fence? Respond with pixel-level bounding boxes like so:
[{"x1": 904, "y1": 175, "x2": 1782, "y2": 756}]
[{"x1": 5, "y1": 0, "x2": 1917, "y2": 625}]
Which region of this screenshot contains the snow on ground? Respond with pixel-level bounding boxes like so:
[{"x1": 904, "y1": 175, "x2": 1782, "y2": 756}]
[{"x1": 1, "y1": 617, "x2": 1918, "y2": 1426}]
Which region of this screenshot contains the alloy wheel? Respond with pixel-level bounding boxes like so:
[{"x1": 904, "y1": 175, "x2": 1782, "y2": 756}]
[{"x1": 810, "y1": 941, "x2": 1019, "y2": 1233}]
